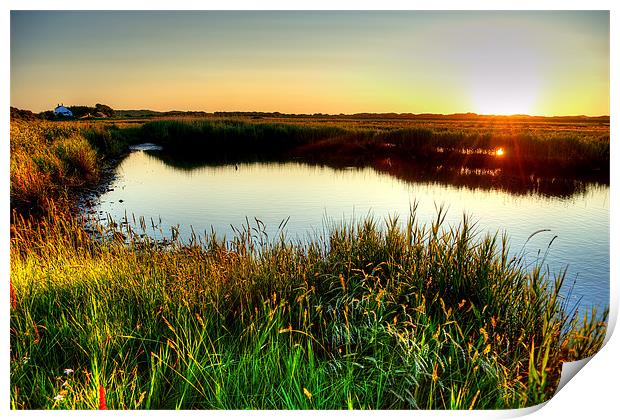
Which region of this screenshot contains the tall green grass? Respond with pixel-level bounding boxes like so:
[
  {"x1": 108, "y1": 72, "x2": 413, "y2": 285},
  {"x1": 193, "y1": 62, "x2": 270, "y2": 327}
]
[{"x1": 10, "y1": 205, "x2": 607, "y2": 409}]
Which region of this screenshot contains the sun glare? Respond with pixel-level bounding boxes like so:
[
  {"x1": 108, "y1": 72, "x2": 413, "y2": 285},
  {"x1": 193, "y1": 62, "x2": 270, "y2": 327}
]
[
  {"x1": 471, "y1": 84, "x2": 538, "y2": 116},
  {"x1": 495, "y1": 148, "x2": 505, "y2": 156},
  {"x1": 463, "y1": 26, "x2": 541, "y2": 116}
]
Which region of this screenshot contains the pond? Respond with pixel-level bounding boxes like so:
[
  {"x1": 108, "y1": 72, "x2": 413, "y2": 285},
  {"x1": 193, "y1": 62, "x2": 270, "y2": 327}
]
[{"x1": 90, "y1": 144, "x2": 609, "y2": 315}]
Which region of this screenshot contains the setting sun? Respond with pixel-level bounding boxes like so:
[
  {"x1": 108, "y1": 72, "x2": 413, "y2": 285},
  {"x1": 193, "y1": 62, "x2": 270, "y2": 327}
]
[
  {"x1": 472, "y1": 88, "x2": 538, "y2": 116},
  {"x1": 496, "y1": 148, "x2": 505, "y2": 156},
  {"x1": 466, "y1": 42, "x2": 540, "y2": 115}
]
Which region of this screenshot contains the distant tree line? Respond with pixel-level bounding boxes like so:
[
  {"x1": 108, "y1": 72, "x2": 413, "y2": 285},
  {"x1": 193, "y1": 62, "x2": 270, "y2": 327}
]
[
  {"x1": 114, "y1": 109, "x2": 208, "y2": 118},
  {"x1": 69, "y1": 103, "x2": 115, "y2": 118},
  {"x1": 211, "y1": 111, "x2": 609, "y2": 123}
]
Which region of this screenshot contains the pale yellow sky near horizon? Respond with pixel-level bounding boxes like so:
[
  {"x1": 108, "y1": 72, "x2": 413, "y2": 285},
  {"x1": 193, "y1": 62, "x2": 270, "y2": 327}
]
[{"x1": 10, "y1": 11, "x2": 610, "y2": 116}]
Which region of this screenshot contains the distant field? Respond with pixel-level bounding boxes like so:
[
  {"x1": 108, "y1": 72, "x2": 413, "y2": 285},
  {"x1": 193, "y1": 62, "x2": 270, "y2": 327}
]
[
  {"x1": 110, "y1": 112, "x2": 610, "y2": 134},
  {"x1": 243, "y1": 115, "x2": 610, "y2": 134}
]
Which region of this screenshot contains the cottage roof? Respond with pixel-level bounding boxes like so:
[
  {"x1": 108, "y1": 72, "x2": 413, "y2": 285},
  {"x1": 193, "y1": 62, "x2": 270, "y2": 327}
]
[{"x1": 53, "y1": 105, "x2": 73, "y2": 116}]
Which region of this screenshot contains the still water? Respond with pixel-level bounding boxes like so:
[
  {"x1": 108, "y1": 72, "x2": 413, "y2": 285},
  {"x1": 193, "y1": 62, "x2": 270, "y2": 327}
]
[{"x1": 92, "y1": 145, "x2": 609, "y2": 314}]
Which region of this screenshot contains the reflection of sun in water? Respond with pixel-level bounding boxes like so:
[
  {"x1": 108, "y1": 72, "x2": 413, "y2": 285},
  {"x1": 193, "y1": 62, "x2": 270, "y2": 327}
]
[{"x1": 495, "y1": 148, "x2": 505, "y2": 156}]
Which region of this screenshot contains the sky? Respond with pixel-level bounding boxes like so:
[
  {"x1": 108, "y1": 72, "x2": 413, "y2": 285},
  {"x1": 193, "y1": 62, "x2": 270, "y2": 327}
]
[{"x1": 10, "y1": 11, "x2": 610, "y2": 116}]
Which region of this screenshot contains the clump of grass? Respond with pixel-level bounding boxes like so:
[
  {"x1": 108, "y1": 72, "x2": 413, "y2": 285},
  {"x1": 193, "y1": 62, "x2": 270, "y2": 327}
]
[
  {"x1": 54, "y1": 134, "x2": 99, "y2": 181},
  {"x1": 10, "y1": 207, "x2": 607, "y2": 409}
]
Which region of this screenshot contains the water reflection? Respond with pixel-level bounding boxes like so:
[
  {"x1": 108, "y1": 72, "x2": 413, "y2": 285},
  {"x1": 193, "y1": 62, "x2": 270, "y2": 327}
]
[{"x1": 146, "y1": 150, "x2": 603, "y2": 199}]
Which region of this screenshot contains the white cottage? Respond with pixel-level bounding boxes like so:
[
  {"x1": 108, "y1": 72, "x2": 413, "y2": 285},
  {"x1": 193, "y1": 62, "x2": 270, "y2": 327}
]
[{"x1": 53, "y1": 104, "x2": 73, "y2": 117}]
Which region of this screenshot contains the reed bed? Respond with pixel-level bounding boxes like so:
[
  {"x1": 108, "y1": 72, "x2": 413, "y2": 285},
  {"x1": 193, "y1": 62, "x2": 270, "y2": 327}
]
[
  {"x1": 138, "y1": 119, "x2": 609, "y2": 172},
  {"x1": 140, "y1": 119, "x2": 355, "y2": 159},
  {"x1": 10, "y1": 205, "x2": 607, "y2": 409}
]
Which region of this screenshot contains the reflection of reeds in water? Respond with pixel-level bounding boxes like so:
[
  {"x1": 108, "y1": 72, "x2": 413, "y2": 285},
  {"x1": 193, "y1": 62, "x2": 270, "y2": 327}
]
[
  {"x1": 10, "y1": 203, "x2": 607, "y2": 409},
  {"x1": 145, "y1": 149, "x2": 597, "y2": 199},
  {"x1": 371, "y1": 157, "x2": 595, "y2": 198}
]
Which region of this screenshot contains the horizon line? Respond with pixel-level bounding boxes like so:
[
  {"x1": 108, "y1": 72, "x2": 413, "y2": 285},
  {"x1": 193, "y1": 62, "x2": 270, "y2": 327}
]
[{"x1": 11, "y1": 105, "x2": 610, "y2": 120}]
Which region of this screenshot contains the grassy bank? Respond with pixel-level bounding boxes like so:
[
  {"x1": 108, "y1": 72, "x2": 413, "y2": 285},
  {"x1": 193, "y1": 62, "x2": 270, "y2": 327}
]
[
  {"x1": 10, "y1": 120, "x2": 99, "y2": 214},
  {"x1": 9, "y1": 120, "x2": 140, "y2": 215},
  {"x1": 10, "y1": 206, "x2": 606, "y2": 409}
]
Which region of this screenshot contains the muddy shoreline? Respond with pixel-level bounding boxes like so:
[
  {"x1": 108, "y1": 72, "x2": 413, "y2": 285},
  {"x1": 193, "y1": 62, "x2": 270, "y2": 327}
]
[{"x1": 75, "y1": 153, "x2": 128, "y2": 221}]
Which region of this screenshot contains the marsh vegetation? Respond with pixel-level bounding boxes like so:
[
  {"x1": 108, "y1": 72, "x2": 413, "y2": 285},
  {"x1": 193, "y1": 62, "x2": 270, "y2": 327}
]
[{"x1": 9, "y1": 114, "x2": 609, "y2": 409}]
